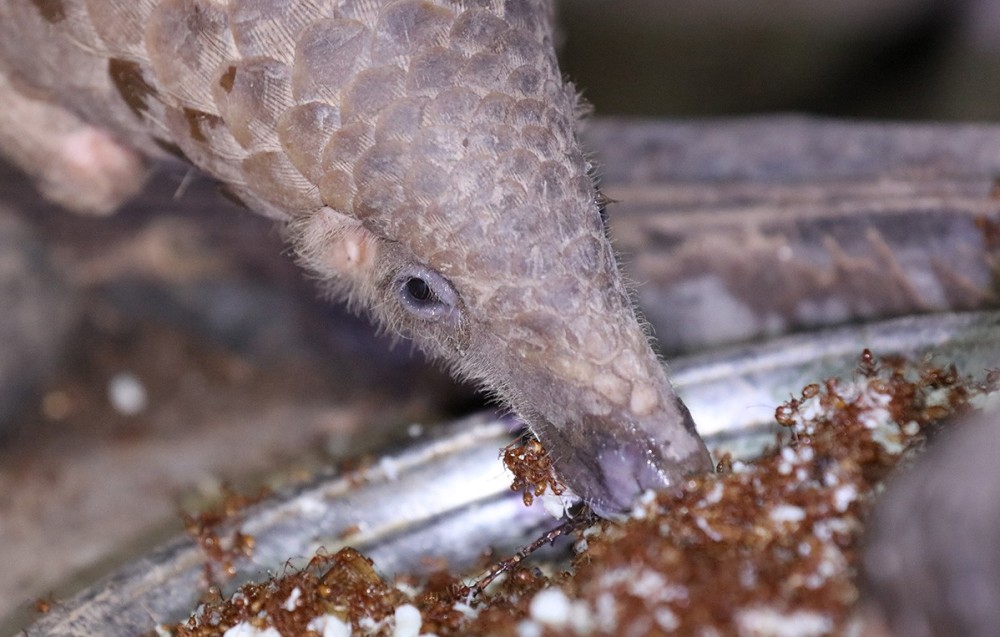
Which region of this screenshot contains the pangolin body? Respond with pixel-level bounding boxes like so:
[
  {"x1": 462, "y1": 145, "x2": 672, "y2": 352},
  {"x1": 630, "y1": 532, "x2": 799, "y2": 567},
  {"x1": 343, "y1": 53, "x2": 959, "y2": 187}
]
[{"x1": 0, "y1": 0, "x2": 712, "y2": 516}]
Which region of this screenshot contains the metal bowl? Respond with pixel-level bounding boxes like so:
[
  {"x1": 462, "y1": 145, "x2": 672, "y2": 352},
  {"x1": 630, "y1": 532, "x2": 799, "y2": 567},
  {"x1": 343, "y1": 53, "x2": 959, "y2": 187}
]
[{"x1": 25, "y1": 310, "x2": 1000, "y2": 636}]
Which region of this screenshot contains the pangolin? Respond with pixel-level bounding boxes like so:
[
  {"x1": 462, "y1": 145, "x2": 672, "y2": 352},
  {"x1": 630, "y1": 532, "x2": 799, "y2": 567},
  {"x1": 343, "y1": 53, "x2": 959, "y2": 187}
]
[{"x1": 0, "y1": 0, "x2": 712, "y2": 516}]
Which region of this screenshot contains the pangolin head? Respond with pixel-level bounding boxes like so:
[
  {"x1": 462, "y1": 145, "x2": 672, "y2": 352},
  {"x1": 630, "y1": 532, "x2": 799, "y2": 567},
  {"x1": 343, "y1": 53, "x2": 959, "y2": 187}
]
[{"x1": 283, "y1": 1, "x2": 713, "y2": 516}]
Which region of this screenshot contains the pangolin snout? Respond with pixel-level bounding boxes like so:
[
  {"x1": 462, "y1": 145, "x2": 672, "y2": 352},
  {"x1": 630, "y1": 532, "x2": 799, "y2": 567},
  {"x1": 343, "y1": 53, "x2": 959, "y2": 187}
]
[
  {"x1": 488, "y1": 311, "x2": 714, "y2": 517},
  {"x1": 534, "y1": 396, "x2": 713, "y2": 518}
]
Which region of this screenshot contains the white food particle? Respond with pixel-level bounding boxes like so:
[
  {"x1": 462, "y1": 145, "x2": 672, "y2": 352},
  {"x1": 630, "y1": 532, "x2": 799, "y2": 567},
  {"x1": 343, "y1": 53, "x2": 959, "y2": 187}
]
[
  {"x1": 629, "y1": 569, "x2": 667, "y2": 599},
  {"x1": 629, "y1": 489, "x2": 658, "y2": 520},
  {"x1": 699, "y1": 482, "x2": 724, "y2": 507},
  {"x1": 283, "y1": 586, "x2": 301, "y2": 611},
  {"x1": 859, "y1": 408, "x2": 891, "y2": 431},
  {"x1": 769, "y1": 504, "x2": 806, "y2": 525},
  {"x1": 695, "y1": 516, "x2": 723, "y2": 541},
  {"x1": 516, "y1": 620, "x2": 542, "y2": 637},
  {"x1": 832, "y1": 484, "x2": 857, "y2": 512},
  {"x1": 526, "y1": 591, "x2": 594, "y2": 634},
  {"x1": 596, "y1": 566, "x2": 633, "y2": 588},
  {"x1": 539, "y1": 490, "x2": 575, "y2": 519},
  {"x1": 821, "y1": 470, "x2": 839, "y2": 488},
  {"x1": 812, "y1": 518, "x2": 849, "y2": 543},
  {"x1": 297, "y1": 494, "x2": 330, "y2": 516},
  {"x1": 655, "y1": 607, "x2": 680, "y2": 631},
  {"x1": 393, "y1": 604, "x2": 422, "y2": 637},
  {"x1": 735, "y1": 607, "x2": 832, "y2": 637},
  {"x1": 777, "y1": 447, "x2": 795, "y2": 476},
  {"x1": 395, "y1": 581, "x2": 420, "y2": 597},
  {"x1": 538, "y1": 493, "x2": 566, "y2": 520},
  {"x1": 108, "y1": 372, "x2": 147, "y2": 416},
  {"x1": 452, "y1": 601, "x2": 479, "y2": 619},
  {"x1": 971, "y1": 389, "x2": 1000, "y2": 411},
  {"x1": 221, "y1": 622, "x2": 280, "y2": 637},
  {"x1": 407, "y1": 422, "x2": 424, "y2": 438},
  {"x1": 803, "y1": 544, "x2": 846, "y2": 590},
  {"x1": 796, "y1": 394, "x2": 824, "y2": 422},
  {"x1": 815, "y1": 545, "x2": 843, "y2": 580},
  {"x1": 595, "y1": 592, "x2": 619, "y2": 632},
  {"x1": 568, "y1": 601, "x2": 595, "y2": 634},
  {"x1": 871, "y1": 425, "x2": 905, "y2": 455},
  {"x1": 307, "y1": 615, "x2": 351, "y2": 637},
  {"x1": 530, "y1": 588, "x2": 572, "y2": 626},
  {"x1": 380, "y1": 456, "x2": 400, "y2": 481},
  {"x1": 582, "y1": 524, "x2": 602, "y2": 538}
]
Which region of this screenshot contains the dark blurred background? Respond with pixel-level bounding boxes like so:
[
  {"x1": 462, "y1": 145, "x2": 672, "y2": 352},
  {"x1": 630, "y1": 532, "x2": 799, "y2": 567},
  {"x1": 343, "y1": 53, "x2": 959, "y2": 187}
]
[{"x1": 557, "y1": 0, "x2": 1000, "y2": 121}]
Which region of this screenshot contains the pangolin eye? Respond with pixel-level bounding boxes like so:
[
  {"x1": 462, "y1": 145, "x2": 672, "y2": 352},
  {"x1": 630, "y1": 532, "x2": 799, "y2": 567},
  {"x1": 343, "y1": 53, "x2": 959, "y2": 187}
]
[
  {"x1": 594, "y1": 189, "x2": 614, "y2": 229},
  {"x1": 405, "y1": 277, "x2": 433, "y2": 304},
  {"x1": 394, "y1": 266, "x2": 459, "y2": 321}
]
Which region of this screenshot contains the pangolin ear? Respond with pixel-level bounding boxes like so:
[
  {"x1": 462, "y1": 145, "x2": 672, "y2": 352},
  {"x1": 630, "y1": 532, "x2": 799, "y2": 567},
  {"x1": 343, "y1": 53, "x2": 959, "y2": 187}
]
[{"x1": 290, "y1": 206, "x2": 380, "y2": 286}]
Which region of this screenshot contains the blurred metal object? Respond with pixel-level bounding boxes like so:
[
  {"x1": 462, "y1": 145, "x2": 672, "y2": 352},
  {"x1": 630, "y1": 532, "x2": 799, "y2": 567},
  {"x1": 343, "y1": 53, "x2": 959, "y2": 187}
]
[
  {"x1": 24, "y1": 310, "x2": 1000, "y2": 636},
  {"x1": 589, "y1": 117, "x2": 1000, "y2": 354},
  {"x1": 676, "y1": 310, "x2": 1000, "y2": 441}
]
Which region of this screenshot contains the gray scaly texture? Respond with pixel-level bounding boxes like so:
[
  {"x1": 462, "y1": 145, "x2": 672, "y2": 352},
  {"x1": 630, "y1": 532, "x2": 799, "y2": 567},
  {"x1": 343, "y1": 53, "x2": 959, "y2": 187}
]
[{"x1": 0, "y1": 0, "x2": 711, "y2": 516}]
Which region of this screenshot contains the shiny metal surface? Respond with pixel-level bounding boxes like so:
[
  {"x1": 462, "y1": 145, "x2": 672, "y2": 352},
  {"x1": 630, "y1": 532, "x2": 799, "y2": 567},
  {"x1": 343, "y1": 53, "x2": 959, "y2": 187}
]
[
  {"x1": 24, "y1": 310, "x2": 1000, "y2": 636},
  {"x1": 676, "y1": 310, "x2": 1000, "y2": 457}
]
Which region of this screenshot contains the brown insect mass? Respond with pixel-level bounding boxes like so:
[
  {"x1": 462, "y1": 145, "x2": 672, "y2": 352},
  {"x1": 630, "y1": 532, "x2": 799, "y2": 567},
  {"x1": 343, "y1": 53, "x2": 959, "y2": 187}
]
[
  {"x1": 158, "y1": 352, "x2": 989, "y2": 636},
  {"x1": 182, "y1": 485, "x2": 268, "y2": 588},
  {"x1": 502, "y1": 435, "x2": 566, "y2": 506}
]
